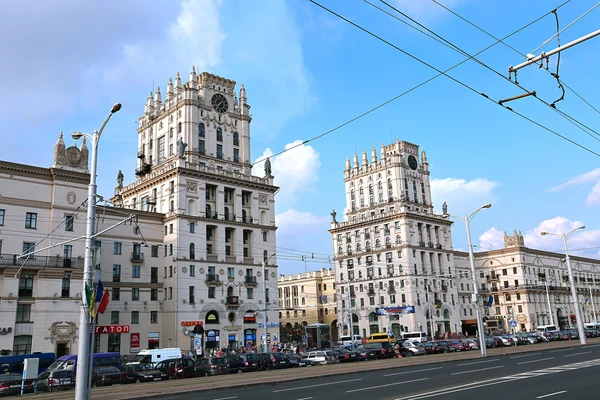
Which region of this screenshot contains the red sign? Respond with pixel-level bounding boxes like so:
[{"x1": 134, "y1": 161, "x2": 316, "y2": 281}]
[
  {"x1": 181, "y1": 321, "x2": 204, "y2": 327},
  {"x1": 95, "y1": 325, "x2": 130, "y2": 334},
  {"x1": 130, "y1": 333, "x2": 140, "y2": 353}
]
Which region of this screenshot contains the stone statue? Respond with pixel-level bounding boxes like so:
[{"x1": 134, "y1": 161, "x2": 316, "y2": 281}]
[
  {"x1": 442, "y1": 201, "x2": 448, "y2": 215},
  {"x1": 330, "y1": 210, "x2": 337, "y2": 223},
  {"x1": 177, "y1": 137, "x2": 187, "y2": 159},
  {"x1": 117, "y1": 170, "x2": 124, "y2": 189},
  {"x1": 264, "y1": 157, "x2": 272, "y2": 177}
]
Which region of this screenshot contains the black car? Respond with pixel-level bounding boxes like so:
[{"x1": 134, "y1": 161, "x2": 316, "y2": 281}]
[
  {"x1": 361, "y1": 342, "x2": 396, "y2": 359},
  {"x1": 35, "y1": 370, "x2": 74, "y2": 392},
  {"x1": 195, "y1": 357, "x2": 228, "y2": 376},
  {"x1": 91, "y1": 366, "x2": 123, "y2": 387},
  {"x1": 122, "y1": 364, "x2": 167, "y2": 383},
  {"x1": 333, "y1": 348, "x2": 361, "y2": 362},
  {"x1": 0, "y1": 374, "x2": 34, "y2": 396},
  {"x1": 224, "y1": 354, "x2": 261, "y2": 374},
  {"x1": 255, "y1": 353, "x2": 295, "y2": 370},
  {"x1": 155, "y1": 358, "x2": 204, "y2": 379}
]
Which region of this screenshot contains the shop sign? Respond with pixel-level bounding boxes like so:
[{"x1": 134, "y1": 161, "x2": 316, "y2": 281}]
[
  {"x1": 130, "y1": 333, "x2": 140, "y2": 353},
  {"x1": 0, "y1": 327, "x2": 12, "y2": 335},
  {"x1": 257, "y1": 322, "x2": 280, "y2": 328},
  {"x1": 207, "y1": 314, "x2": 217, "y2": 321},
  {"x1": 228, "y1": 335, "x2": 236, "y2": 341},
  {"x1": 206, "y1": 329, "x2": 219, "y2": 342},
  {"x1": 95, "y1": 325, "x2": 130, "y2": 334},
  {"x1": 181, "y1": 320, "x2": 204, "y2": 327},
  {"x1": 243, "y1": 312, "x2": 256, "y2": 323}
]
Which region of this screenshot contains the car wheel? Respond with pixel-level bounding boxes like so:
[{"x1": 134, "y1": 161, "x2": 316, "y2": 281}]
[{"x1": 237, "y1": 369, "x2": 243, "y2": 374}]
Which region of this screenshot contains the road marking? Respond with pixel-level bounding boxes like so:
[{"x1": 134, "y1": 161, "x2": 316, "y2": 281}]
[
  {"x1": 510, "y1": 352, "x2": 542, "y2": 359},
  {"x1": 214, "y1": 397, "x2": 238, "y2": 400},
  {"x1": 384, "y1": 367, "x2": 442, "y2": 376},
  {"x1": 536, "y1": 390, "x2": 567, "y2": 399},
  {"x1": 518, "y1": 357, "x2": 554, "y2": 365},
  {"x1": 272, "y1": 378, "x2": 362, "y2": 393},
  {"x1": 551, "y1": 348, "x2": 573, "y2": 353},
  {"x1": 297, "y1": 398, "x2": 313, "y2": 400},
  {"x1": 456, "y1": 359, "x2": 499, "y2": 367},
  {"x1": 346, "y1": 378, "x2": 429, "y2": 393},
  {"x1": 451, "y1": 365, "x2": 504, "y2": 375},
  {"x1": 564, "y1": 351, "x2": 591, "y2": 357}
]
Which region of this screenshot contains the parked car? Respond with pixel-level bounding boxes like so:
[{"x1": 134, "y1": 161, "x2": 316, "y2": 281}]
[
  {"x1": 91, "y1": 366, "x2": 123, "y2": 387},
  {"x1": 255, "y1": 353, "x2": 296, "y2": 370},
  {"x1": 436, "y1": 340, "x2": 462, "y2": 353},
  {"x1": 225, "y1": 354, "x2": 262, "y2": 373},
  {"x1": 0, "y1": 374, "x2": 34, "y2": 396},
  {"x1": 304, "y1": 350, "x2": 338, "y2": 365},
  {"x1": 333, "y1": 348, "x2": 361, "y2": 363},
  {"x1": 361, "y1": 342, "x2": 397, "y2": 359},
  {"x1": 403, "y1": 341, "x2": 427, "y2": 355},
  {"x1": 122, "y1": 363, "x2": 167, "y2": 383},
  {"x1": 154, "y1": 358, "x2": 204, "y2": 379},
  {"x1": 422, "y1": 341, "x2": 442, "y2": 354},
  {"x1": 195, "y1": 357, "x2": 228, "y2": 376}
]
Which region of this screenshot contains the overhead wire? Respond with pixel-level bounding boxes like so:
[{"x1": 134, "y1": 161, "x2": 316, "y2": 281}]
[{"x1": 375, "y1": 0, "x2": 600, "y2": 143}]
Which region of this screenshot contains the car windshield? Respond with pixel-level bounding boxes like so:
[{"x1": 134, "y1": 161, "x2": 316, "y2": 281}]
[
  {"x1": 95, "y1": 367, "x2": 119, "y2": 374},
  {"x1": 129, "y1": 364, "x2": 155, "y2": 371},
  {"x1": 47, "y1": 360, "x2": 65, "y2": 371}
]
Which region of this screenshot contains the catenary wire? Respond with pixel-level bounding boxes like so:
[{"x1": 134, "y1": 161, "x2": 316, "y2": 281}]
[
  {"x1": 376, "y1": 0, "x2": 600, "y2": 143},
  {"x1": 307, "y1": 0, "x2": 600, "y2": 157}
]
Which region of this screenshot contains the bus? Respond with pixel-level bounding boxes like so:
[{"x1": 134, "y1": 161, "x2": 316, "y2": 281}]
[
  {"x1": 46, "y1": 352, "x2": 121, "y2": 375},
  {"x1": 0, "y1": 352, "x2": 56, "y2": 375},
  {"x1": 401, "y1": 332, "x2": 428, "y2": 343}
]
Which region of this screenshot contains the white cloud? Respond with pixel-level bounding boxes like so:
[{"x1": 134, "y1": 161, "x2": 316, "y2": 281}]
[
  {"x1": 253, "y1": 141, "x2": 321, "y2": 209},
  {"x1": 478, "y1": 227, "x2": 504, "y2": 251},
  {"x1": 586, "y1": 182, "x2": 600, "y2": 206},
  {"x1": 548, "y1": 168, "x2": 600, "y2": 192},
  {"x1": 430, "y1": 177, "x2": 500, "y2": 215}
]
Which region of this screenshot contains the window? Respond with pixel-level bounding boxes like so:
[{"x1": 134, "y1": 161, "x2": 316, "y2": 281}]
[
  {"x1": 111, "y1": 311, "x2": 120, "y2": 324},
  {"x1": 169, "y1": 287, "x2": 173, "y2": 299},
  {"x1": 199, "y1": 123, "x2": 205, "y2": 137},
  {"x1": 13, "y1": 336, "x2": 32, "y2": 355},
  {"x1": 190, "y1": 265, "x2": 195, "y2": 277},
  {"x1": 132, "y1": 288, "x2": 140, "y2": 301},
  {"x1": 247, "y1": 287, "x2": 254, "y2": 299},
  {"x1": 217, "y1": 127, "x2": 223, "y2": 142},
  {"x1": 151, "y1": 288, "x2": 158, "y2": 301},
  {"x1": 233, "y1": 131, "x2": 239, "y2": 146},
  {"x1": 208, "y1": 287, "x2": 216, "y2": 298},
  {"x1": 113, "y1": 264, "x2": 121, "y2": 282},
  {"x1": 0, "y1": 209, "x2": 4, "y2": 225},
  {"x1": 157, "y1": 135, "x2": 166, "y2": 163},
  {"x1": 199, "y1": 140, "x2": 205, "y2": 154},
  {"x1": 233, "y1": 148, "x2": 239, "y2": 163},
  {"x1": 189, "y1": 222, "x2": 195, "y2": 233},
  {"x1": 217, "y1": 144, "x2": 223, "y2": 159},
  {"x1": 22, "y1": 242, "x2": 35, "y2": 256},
  {"x1": 61, "y1": 273, "x2": 71, "y2": 297},
  {"x1": 189, "y1": 243, "x2": 195, "y2": 259},
  {"x1": 63, "y1": 245, "x2": 72, "y2": 259},
  {"x1": 132, "y1": 265, "x2": 140, "y2": 278},
  {"x1": 189, "y1": 286, "x2": 195, "y2": 304},
  {"x1": 151, "y1": 245, "x2": 159, "y2": 257},
  {"x1": 65, "y1": 215, "x2": 74, "y2": 231},
  {"x1": 151, "y1": 311, "x2": 158, "y2": 323},
  {"x1": 113, "y1": 242, "x2": 122, "y2": 255},
  {"x1": 131, "y1": 311, "x2": 139, "y2": 324},
  {"x1": 25, "y1": 212, "x2": 37, "y2": 229},
  {"x1": 18, "y1": 273, "x2": 33, "y2": 297},
  {"x1": 227, "y1": 267, "x2": 234, "y2": 279},
  {"x1": 108, "y1": 334, "x2": 120, "y2": 353},
  {"x1": 16, "y1": 304, "x2": 31, "y2": 322},
  {"x1": 112, "y1": 288, "x2": 120, "y2": 301}
]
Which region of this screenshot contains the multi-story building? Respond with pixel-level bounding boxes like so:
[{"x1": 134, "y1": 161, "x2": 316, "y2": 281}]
[
  {"x1": 0, "y1": 70, "x2": 280, "y2": 357},
  {"x1": 454, "y1": 230, "x2": 600, "y2": 334},
  {"x1": 329, "y1": 140, "x2": 461, "y2": 340},
  {"x1": 278, "y1": 268, "x2": 337, "y2": 344},
  {"x1": 117, "y1": 69, "x2": 279, "y2": 353}
]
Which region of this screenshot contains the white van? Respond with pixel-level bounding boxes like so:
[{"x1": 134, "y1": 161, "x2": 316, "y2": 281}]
[
  {"x1": 584, "y1": 322, "x2": 600, "y2": 330},
  {"x1": 338, "y1": 335, "x2": 362, "y2": 346},
  {"x1": 126, "y1": 348, "x2": 182, "y2": 366},
  {"x1": 401, "y1": 332, "x2": 428, "y2": 343},
  {"x1": 536, "y1": 325, "x2": 559, "y2": 333}
]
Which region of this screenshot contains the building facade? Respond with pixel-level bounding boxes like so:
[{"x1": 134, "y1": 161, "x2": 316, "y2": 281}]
[
  {"x1": 454, "y1": 230, "x2": 600, "y2": 334},
  {"x1": 278, "y1": 268, "x2": 337, "y2": 344},
  {"x1": 117, "y1": 70, "x2": 279, "y2": 353},
  {"x1": 329, "y1": 140, "x2": 461, "y2": 340},
  {"x1": 0, "y1": 70, "x2": 280, "y2": 357}
]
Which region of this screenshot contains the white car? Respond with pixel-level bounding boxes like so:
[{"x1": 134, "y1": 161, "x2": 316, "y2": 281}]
[
  {"x1": 304, "y1": 350, "x2": 339, "y2": 365},
  {"x1": 403, "y1": 341, "x2": 426, "y2": 355}
]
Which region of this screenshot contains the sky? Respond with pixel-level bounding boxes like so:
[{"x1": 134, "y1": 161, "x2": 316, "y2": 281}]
[{"x1": 1, "y1": 0, "x2": 599, "y2": 274}]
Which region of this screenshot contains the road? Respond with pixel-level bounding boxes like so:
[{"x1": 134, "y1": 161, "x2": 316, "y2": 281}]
[{"x1": 169, "y1": 344, "x2": 600, "y2": 400}]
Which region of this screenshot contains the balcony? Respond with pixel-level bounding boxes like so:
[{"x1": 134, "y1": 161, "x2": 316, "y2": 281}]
[
  {"x1": 205, "y1": 274, "x2": 220, "y2": 285},
  {"x1": 441, "y1": 285, "x2": 448, "y2": 292},
  {"x1": 436, "y1": 244, "x2": 442, "y2": 249},
  {"x1": 0, "y1": 254, "x2": 84, "y2": 269},
  {"x1": 137, "y1": 150, "x2": 145, "y2": 159},
  {"x1": 434, "y1": 299, "x2": 442, "y2": 308},
  {"x1": 18, "y1": 288, "x2": 33, "y2": 298},
  {"x1": 367, "y1": 288, "x2": 375, "y2": 296},
  {"x1": 419, "y1": 240, "x2": 426, "y2": 247},
  {"x1": 226, "y1": 296, "x2": 240, "y2": 306},
  {"x1": 130, "y1": 252, "x2": 144, "y2": 262},
  {"x1": 428, "y1": 242, "x2": 434, "y2": 248},
  {"x1": 349, "y1": 291, "x2": 356, "y2": 298},
  {"x1": 245, "y1": 276, "x2": 257, "y2": 285},
  {"x1": 146, "y1": 197, "x2": 157, "y2": 205},
  {"x1": 135, "y1": 163, "x2": 152, "y2": 177},
  {"x1": 388, "y1": 287, "x2": 396, "y2": 294}
]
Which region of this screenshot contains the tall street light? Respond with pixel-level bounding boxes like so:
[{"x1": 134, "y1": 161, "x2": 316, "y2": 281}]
[
  {"x1": 541, "y1": 226, "x2": 586, "y2": 345},
  {"x1": 446, "y1": 203, "x2": 492, "y2": 356},
  {"x1": 262, "y1": 253, "x2": 276, "y2": 352},
  {"x1": 73, "y1": 103, "x2": 121, "y2": 400}
]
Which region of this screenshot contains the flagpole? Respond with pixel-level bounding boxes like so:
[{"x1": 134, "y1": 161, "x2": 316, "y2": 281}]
[{"x1": 590, "y1": 286, "x2": 597, "y2": 323}]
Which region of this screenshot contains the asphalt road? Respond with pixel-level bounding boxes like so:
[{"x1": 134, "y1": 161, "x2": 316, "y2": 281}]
[{"x1": 167, "y1": 344, "x2": 600, "y2": 400}]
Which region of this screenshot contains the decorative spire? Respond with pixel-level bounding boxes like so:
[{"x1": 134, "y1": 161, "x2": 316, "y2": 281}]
[
  {"x1": 362, "y1": 149, "x2": 368, "y2": 166},
  {"x1": 175, "y1": 72, "x2": 182, "y2": 89},
  {"x1": 190, "y1": 66, "x2": 197, "y2": 86},
  {"x1": 371, "y1": 146, "x2": 377, "y2": 164},
  {"x1": 154, "y1": 86, "x2": 162, "y2": 103},
  {"x1": 345, "y1": 157, "x2": 351, "y2": 171},
  {"x1": 421, "y1": 148, "x2": 428, "y2": 164},
  {"x1": 240, "y1": 84, "x2": 247, "y2": 101},
  {"x1": 56, "y1": 131, "x2": 65, "y2": 147},
  {"x1": 353, "y1": 152, "x2": 359, "y2": 168},
  {"x1": 380, "y1": 143, "x2": 386, "y2": 162},
  {"x1": 167, "y1": 77, "x2": 174, "y2": 94}
]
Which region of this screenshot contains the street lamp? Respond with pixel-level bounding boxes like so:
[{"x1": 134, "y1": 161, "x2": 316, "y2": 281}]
[
  {"x1": 541, "y1": 226, "x2": 586, "y2": 345},
  {"x1": 73, "y1": 103, "x2": 121, "y2": 400},
  {"x1": 262, "y1": 253, "x2": 276, "y2": 352},
  {"x1": 446, "y1": 203, "x2": 491, "y2": 356}
]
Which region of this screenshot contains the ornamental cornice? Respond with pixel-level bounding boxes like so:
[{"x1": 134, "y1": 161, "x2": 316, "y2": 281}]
[
  {"x1": 168, "y1": 213, "x2": 278, "y2": 231},
  {"x1": 329, "y1": 212, "x2": 452, "y2": 233}
]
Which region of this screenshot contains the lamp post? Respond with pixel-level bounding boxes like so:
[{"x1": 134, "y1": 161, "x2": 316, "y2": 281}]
[
  {"x1": 446, "y1": 203, "x2": 492, "y2": 356},
  {"x1": 73, "y1": 103, "x2": 121, "y2": 400},
  {"x1": 262, "y1": 253, "x2": 276, "y2": 352},
  {"x1": 348, "y1": 279, "x2": 355, "y2": 346},
  {"x1": 540, "y1": 272, "x2": 555, "y2": 327},
  {"x1": 541, "y1": 226, "x2": 586, "y2": 345}
]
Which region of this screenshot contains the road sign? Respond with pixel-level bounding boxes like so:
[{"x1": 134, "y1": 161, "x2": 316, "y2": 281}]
[
  {"x1": 509, "y1": 320, "x2": 517, "y2": 328},
  {"x1": 302, "y1": 335, "x2": 307, "y2": 341}
]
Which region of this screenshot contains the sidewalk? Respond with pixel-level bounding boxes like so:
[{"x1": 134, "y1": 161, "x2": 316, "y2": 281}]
[{"x1": 27, "y1": 338, "x2": 599, "y2": 400}]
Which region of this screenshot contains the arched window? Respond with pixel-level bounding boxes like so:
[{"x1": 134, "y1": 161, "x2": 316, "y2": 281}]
[
  {"x1": 388, "y1": 179, "x2": 393, "y2": 189},
  {"x1": 356, "y1": 243, "x2": 361, "y2": 252},
  {"x1": 170, "y1": 200, "x2": 174, "y2": 212},
  {"x1": 216, "y1": 127, "x2": 223, "y2": 142},
  {"x1": 189, "y1": 243, "x2": 195, "y2": 259},
  {"x1": 365, "y1": 241, "x2": 371, "y2": 251},
  {"x1": 386, "y1": 237, "x2": 391, "y2": 246},
  {"x1": 338, "y1": 246, "x2": 343, "y2": 255},
  {"x1": 178, "y1": 122, "x2": 182, "y2": 133},
  {"x1": 443, "y1": 309, "x2": 450, "y2": 319},
  {"x1": 375, "y1": 239, "x2": 381, "y2": 248},
  {"x1": 169, "y1": 127, "x2": 173, "y2": 138},
  {"x1": 340, "y1": 273, "x2": 344, "y2": 281},
  {"x1": 199, "y1": 123, "x2": 205, "y2": 137},
  {"x1": 224, "y1": 207, "x2": 229, "y2": 221},
  {"x1": 369, "y1": 185, "x2": 373, "y2": 195},
  {"x1": 233, "y1": 132, "x2": 239, "y2": 146},
  {"x1": 369, "y1": 312, "x2": 378, "y2": 322},
  {"x1": 396, "y1": 235, "x2": 401, "y2": 244},
  {"x1": 227, "y1": 286, "x2": 234, "y2": 297},
  {"x1": 205, "y1": 204, "x2": 212, "y2": 217},
  {"x1": 169, "y1": 243, "x2": 173, "y2": 255},
  {"x1": 346, "y1": 244, "x2": 351, "y2": 253},
  {"x1": 378, "y1": 181, "x2": 382, "y2": 190},
  {"x1": 302, "y1": 298, "x2": 306, "y2": 305},
  {"x1": 351, "y1": 189, "x2": 355, "y2": 200},
  {"x1": 205, "y1": 310, "x2": 219, "y2": 324},
  {"x1": 263, "y1": 250, "x2": 268, "y2": 262}
]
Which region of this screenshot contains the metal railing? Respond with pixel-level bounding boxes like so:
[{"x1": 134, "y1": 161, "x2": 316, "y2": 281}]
[{"x1": 0, "y1": 254, "x2": 84, "y2": 269}]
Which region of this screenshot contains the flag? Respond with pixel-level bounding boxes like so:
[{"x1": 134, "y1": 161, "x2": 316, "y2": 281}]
[
  {"x1": 584, "y1": 297, "x2": 590, "y2": 310},
  {"x1": 95, "y1": 280, "x2": 104, "y2": 304},
  {"x1": 84, "y1": 282, "x2": 96, "y2": 318},
  {"x1": 97, "y1": 289, "x2": 110, "y2": 315}
]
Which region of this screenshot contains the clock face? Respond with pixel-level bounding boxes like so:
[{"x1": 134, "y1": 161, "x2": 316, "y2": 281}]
[
  {"x1": 211, "y1": 93, "x2": 229, "y2": 113},
  {"x1": 408, "y1": 155, "x2": 418, "y2": 170}
]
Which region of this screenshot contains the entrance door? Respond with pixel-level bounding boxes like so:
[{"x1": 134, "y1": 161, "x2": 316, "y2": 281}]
[{"x1": 56, "y1": 343, "x2": 69, "y2": 357}]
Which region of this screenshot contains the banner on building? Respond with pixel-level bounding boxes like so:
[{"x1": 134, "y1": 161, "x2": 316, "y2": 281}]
[
  {"x1": 375, "y1": 306, "x2": 415, "y2": 316},
  {"x1": 130, "y1": 333, "x2": 140, "y2": 353}
]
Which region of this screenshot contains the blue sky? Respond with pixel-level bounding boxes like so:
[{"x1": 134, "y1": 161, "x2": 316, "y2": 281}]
[{"x1": 2, "y1": 0, "x2": 599, "y2": 274}]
